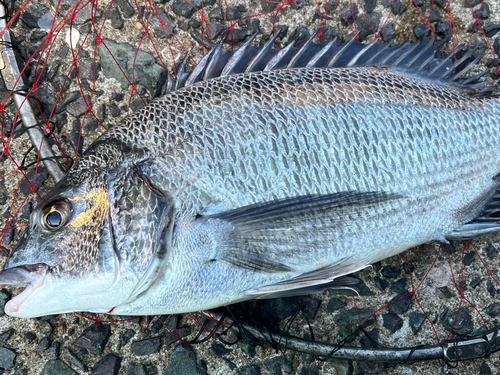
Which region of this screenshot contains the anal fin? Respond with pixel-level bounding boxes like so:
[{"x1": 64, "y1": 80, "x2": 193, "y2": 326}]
[{"x1": 246, "y1": 258, "x2": 370, "y2": 299}]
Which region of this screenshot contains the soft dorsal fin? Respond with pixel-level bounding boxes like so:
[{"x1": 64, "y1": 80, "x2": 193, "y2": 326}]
[
  {"x1": 447, "y1": 181, "x2": 500, "y2": 240},
  {"x1": 163, "y1": 34, "x2": 494, "y2": 97}
]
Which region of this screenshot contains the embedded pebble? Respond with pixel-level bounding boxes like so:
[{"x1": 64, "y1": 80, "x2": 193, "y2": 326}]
[
  {"x1": 76, "y1": 323, "x2": 111, "y2": 355},
  {"x1": 21, "y1": 4, "x2": 50, "y2": 29},
  {"x1": 163, "y1": 344, "x2": 206, "y2": 375},
  {"x1": 388, "y1": 292, "x2": 413, "y2": 314},
  {"x1": 445, "y1": 308, "x2": 474, "y2": 336},
  {"x1": 91, "y1": 353, "x2": 121, "y2": 375},
  {"x1": 62, "y1": 347, "x2": 88, "y2": 373},
  {"x1": 0, "y1": 290, "x2": 11, "y2": 316},
  {"x1": 409, "y1": 312, "x2": 427, "y2": 334},
  {"x1": 0, "y1": 347, "x2": 15, "y2": 369},
  {"x1": 40, "y1": 360, "x2": 77, "y2": 375},
  {"x1": 130, "y1": 337, "x2": 162, "y2": 356},
  {"x1": 383, "y1": 314, "x2": 404, "y2": 333},
  {"x1": 488, "y1": 302, "x2": 500, "y2": 317},
  {"x1": 237, "y1": 364, "x2": 262, "y2": 375}
]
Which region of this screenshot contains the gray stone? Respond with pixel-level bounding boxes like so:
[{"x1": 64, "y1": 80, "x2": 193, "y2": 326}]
[
  {"x1": 49, "y1": 0, "x2": 100, "y2": 26},
  {"x1": 430, "y1": 7, "x2": 442, "y2": 22},
  {"x1": 40, "y1": 360, "x2": 77, "y2": 375},
  {"x1": 210, "y1": 343, "x2": 232, "y2": 357},
  {"x1": 0, "y1": 329, "x2": 14, "y2": 346},
  {"x1": 62, "y1": 348, "x2": 88, "y2": 372},
  {"x1": 37, "y1": 337, "x2": 52, "y2": 352},
  {"x1": 91, "y1": 353, "x2": 121, "y2": 375},
  {"x1": 67, "y1": 95, "x2": 90, "y2": 117},
  {"x1": 382, "y1": 313, "x2": 404, "y2": 333},
  {"x1": 172, "y1": 0, "x2": 215, "y2": 18},
  {"x1": 390, "y1": 278, "x2": 407, "y2": 294},
  {"x1": 150, "y1": 10, "x2": 176, "y2": 37},
  {"x1": 380, "y1": 22, "x2": 396, "y2": 42},
  {"x1": 364, "y1": 0, "x2": 376, "y2": 13},
  {"x1": 292, "y1": 27, "x2": 310, "y2": 44},
  {"x1": 264, "y1": 356, "x2": 294, "y2": 375},
  {"x1": 445, "y1": 308, "x2": 474, "y2": 336},
  {"x1": 163, "y1": 344, "x2": 206, "y2": 375},
  {"x1": 304, "y1": 298, "x2": 322, "y2": 320},
  {"x1": 0, "y1": 347, "x2": 15, "y2": 369},
  {"x1": 237, "y1": 338, "x2": 256, "y2": 358},
  {"x1": 261, "y1": 0, "x2": 278, "y2": 12},
  {"x1": 360, "y1": 327, "x2": 379, "y2": 348},
  {"x1": 327, "y1": 298, "x2": 346, "y2": 312},
  {"x1": 22, "y1": 4, "x2": 50, "y2": 29},
  {"x1": 330, "y1": 359, "x2": 353, "y2": 375},
  {"x1": 463, "y1": 251, "x2": 475, "y2": 266},
  {"x1": 487, "y1": 302, "x2": 500, "y2": 317},
  {"x1": 339, "y1": 3, "x2": 358, "y2": 26},
  {"x1": 414, "y1": 24, "x2": 429, "y2": 39},
  {"x1": 357, "y1": 361, "x2": 386, "y2": 374},
  {"x1": 374, "y1": 276, "x2": 389, "y2": 291},
  {"x1": 388, "y1": 292, "x2": 413, "y2": 314},
  {"x1": 130, "y1": 337, "x2": 162, "y2": 356},
  {"x1": 0, "y1": 289, "x2": 11, "y2": 316},
  {"x1": 238, "y1": 364, "x2": 262, "y2": 375},
  {"x1": 474, "y1": 3, "x2": 490, "y2": 19},
  {"x1": 115, "y1": 0, "x2": 135, "y2": 17},
  {"x1": 108, "y1": 7, "x2": 124, "y2": 29},
  {"x1": 209, "y1": 22, "x2": 228, "y2": 40},
  {"x1": 487, "y1": 243, "x2": 499, "y2": 258},
  {"x1": 480, "y1": 362, "x2": 492, "y2": 375},
  {"x1": 165, "y1": 326, "x2": 191, "y2": 346},
  {"x1": 98, "y1": 39, "x2": 167, "y2": 96},
  {"x1": 392, "y1": 0, "x2": 406, "y2": 14},
  {"x1": 120, "y1": 328, "x2": 136, "y2": 348},
  {"x1": 381, "y1": 266, "x2": 400, "y2": 279},
  {"x1": 333, "y1": 308, "x2": 375, "y2": 336},
  {"x1": 127, "y1": 363, "x2": 149, "y2": 375},
  {"x1": 409, "y1": 312, "x2": 426, "y2": 334},
  {"x1": 76, "y1": 323, "x2": 111, "y2": 355},
  {"x1": 49, "y1": 341, "x2": 61, "y2": 360},
  {"x1": 463, "y1": 0, "x2": 482, "y2": 7}
]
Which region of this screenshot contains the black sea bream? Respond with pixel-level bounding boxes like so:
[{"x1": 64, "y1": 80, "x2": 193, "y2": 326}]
[{"x1": 1, "y1": 35, "x2": 500, "y2": 318}]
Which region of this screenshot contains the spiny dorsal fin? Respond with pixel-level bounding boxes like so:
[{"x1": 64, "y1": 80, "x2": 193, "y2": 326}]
[{"x1": 162, "y1": 34, "x2": 494, "y2": 97}]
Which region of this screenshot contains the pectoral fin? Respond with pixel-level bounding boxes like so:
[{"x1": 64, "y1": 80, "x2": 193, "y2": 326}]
[{"x1": 200, "y1": 191, "x2": 402, "y2": 273}]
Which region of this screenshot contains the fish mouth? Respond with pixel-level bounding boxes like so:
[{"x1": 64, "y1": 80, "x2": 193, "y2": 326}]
[{"x1": 0, "y1": 263, "x2": 48, "y2": 315}]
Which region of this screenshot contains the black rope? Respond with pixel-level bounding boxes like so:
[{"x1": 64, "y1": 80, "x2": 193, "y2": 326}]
[{"x1": 399, "y1": 344, "x2": 427, "y2": 364}]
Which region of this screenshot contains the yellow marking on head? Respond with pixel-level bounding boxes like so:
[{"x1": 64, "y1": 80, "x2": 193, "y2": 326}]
[{"x1": 71, "y1": 190, "x2": 109, "y2": 228}]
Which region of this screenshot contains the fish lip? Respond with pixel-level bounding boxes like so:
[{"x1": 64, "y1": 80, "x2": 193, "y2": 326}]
[{"x1": 0, "y1": 263, "x2": 49, "y2": 316}]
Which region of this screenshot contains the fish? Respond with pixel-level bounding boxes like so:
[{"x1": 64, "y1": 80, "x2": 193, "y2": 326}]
[{"x1": 1, "y1": 34, "x2": 500, "y2": 318}]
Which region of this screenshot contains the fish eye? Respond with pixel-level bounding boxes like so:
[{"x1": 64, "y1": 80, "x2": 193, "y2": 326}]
[
  {"x1": 46, "y1": 211, "x2": 62, "y2": 228},
  {"x1": 41, "y1": 200, "x2": 71, "y2": 231}
]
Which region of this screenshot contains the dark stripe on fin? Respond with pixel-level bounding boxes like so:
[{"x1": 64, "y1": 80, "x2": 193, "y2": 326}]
[
  {"x1": 163, "y1": 34, "x2": 496, "y2": 98},
  {"x1": 253, "y1": 276, "x2": 360, "y2": 299},
  {"x1": 200, "y1": 191, "x2": 401, "y2": 273}
]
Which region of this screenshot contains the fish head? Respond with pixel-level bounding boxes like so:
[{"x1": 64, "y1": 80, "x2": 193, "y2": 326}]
[{"x1": 0, "y1": 141, "x2": 173, "y2": 318}]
